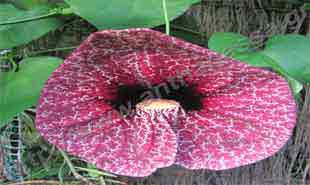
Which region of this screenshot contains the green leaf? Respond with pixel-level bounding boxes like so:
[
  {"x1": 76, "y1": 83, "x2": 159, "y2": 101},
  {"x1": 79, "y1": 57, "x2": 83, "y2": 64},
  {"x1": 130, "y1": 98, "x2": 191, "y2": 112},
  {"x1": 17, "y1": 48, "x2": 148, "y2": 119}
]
[
  {"x1": 208, "y1": 32, "x2": 252, "y2": 56},
  {"x1": 0, "y1": 4, "x2": 62, "y2": 49},
  {"x1": 8, "y1": 0, "x2": 48, "y2": 9},
  {"x1": 64, "y1": 0, "x2": 200, "y2": 29},
  {"x1": 262, "y1": 34, "x2": 310, "y2": 83},
  {"x1": 304, "y1": 3, "x2": 310, "y2": 12},
  {"x1": 286, "y1": 76, "x2": 303, "y2": 96},
  {"x1": 0, "y1": 57, "x2": 63, "y2": 124},
  {"x1": 233, "y1": 52, "x2": 274, "y2": 67},
  {"x1": 233, "y1": 51, "x2": 292, "y2": 76}
]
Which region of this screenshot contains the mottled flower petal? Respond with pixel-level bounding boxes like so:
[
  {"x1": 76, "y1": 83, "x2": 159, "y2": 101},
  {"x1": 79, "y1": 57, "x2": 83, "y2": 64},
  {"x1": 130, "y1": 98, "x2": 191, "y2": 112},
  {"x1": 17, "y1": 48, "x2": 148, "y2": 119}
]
[
  {"x1": 36, "y1": 28, "x2": 297, "y2": 177},
  {"x1": 176, "y1": 67, "x2": 296, "y2": 170}
]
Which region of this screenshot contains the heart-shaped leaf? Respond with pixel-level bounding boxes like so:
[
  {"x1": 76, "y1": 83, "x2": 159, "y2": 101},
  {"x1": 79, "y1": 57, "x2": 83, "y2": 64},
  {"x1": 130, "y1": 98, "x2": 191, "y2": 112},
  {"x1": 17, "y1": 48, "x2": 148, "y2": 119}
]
[
  {"x1": 8, "y1": 0, "x2": 48, "y2": 9},
  {"x1": 64, "y1": 0, "x2": 200, "y2": 29},
  {"x1": 0, "y1": 57, "x2": 63, "y2": 124},
  {"x1": 0, "y1": 4, "x2": 62, "y2": 49},
  {"x1": 262, "y1": 34, "x2": 310, "y2": 83},
  {"x1": 208, "y1": 32, "x2": 252, "y2": 56}
]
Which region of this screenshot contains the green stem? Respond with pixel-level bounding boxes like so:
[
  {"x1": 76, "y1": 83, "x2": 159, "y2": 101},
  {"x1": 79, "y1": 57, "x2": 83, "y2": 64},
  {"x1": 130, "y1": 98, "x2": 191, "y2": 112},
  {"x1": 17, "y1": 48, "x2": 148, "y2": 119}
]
[
  {"x1": 0, "y1": 12, "x2": 57, "y2": 26},
  {"x1": 0, "y1": 8, "x2": 73, "y2": 26},
  {"x1": 162, "y1": 0, "x2": 170, "y2": 35}
]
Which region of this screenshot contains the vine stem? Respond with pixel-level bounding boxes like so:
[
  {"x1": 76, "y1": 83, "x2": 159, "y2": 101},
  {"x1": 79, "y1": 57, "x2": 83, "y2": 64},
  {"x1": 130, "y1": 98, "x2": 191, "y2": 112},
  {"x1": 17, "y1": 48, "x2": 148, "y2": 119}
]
[
  {"x1": 0, "y1": 11, "x2": 58, "y2": 26},
  {"x1": 0, "y1": 8, "x2": 73, "y2": 26},
  {"x1": 162, "y1": 0, "x2": 170, "y2": 35}
]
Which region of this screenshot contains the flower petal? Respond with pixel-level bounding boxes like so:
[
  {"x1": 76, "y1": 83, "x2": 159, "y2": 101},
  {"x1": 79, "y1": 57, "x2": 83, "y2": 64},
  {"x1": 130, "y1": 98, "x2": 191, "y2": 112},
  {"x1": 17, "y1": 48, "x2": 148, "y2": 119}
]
[
  {"x1": 176, "y1": 67, "x2": 296, "y2": 170},
  {"x1": 36, "y1": 29, "x2": 181, "y2": 177},
  {"x1": 36, "y1": 28, "x2": 297, "y2": 176},
  {"x1": 37, "y1": 107, "x2": 177, "y2": 177}
]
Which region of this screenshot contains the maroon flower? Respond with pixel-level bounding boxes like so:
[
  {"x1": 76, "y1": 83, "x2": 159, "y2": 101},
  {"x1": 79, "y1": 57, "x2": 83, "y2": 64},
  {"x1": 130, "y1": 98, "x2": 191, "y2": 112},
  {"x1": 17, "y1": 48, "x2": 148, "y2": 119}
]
[{"x1": 36, "y1": 28, "x2": 297, "y2": 177}]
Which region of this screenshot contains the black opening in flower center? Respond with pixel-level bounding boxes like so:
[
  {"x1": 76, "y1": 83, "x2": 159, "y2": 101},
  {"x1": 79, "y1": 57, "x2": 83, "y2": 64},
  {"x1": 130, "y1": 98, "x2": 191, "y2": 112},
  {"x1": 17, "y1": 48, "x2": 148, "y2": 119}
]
[{"x1": 111, "y1": 82, "x2": 203, "y2": 115}]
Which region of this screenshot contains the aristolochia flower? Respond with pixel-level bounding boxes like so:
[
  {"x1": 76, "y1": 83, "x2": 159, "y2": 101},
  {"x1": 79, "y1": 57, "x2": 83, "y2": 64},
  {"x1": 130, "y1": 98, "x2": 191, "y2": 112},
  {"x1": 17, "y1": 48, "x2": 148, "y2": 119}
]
[{"x1": 36, "y1": 28, "x2": 297, "y2": 177}]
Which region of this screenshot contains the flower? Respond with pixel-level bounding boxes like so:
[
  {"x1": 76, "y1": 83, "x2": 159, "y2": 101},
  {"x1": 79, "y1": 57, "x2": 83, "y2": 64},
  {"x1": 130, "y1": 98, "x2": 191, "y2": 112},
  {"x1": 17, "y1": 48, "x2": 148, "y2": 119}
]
[{"x1": 36, "y1": 28, "x2": 297, "y2": 177}]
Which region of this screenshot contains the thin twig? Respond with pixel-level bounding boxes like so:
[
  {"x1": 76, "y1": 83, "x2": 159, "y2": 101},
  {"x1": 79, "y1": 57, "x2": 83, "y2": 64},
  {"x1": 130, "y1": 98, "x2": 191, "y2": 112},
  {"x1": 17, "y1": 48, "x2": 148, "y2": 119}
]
[
  {"x1": 28, "y1": 46, "x2": 78, "y2": 56},
  {"x1": 171, "y1": 25, "x2": 204, "y2": 36}
]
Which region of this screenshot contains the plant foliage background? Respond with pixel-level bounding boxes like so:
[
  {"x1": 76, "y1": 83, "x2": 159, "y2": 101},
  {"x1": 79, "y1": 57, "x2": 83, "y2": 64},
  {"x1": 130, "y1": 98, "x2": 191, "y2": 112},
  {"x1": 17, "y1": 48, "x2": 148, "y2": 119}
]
[{"x1": 0, "y1": 0, "x2": 309, "y2": 184}]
